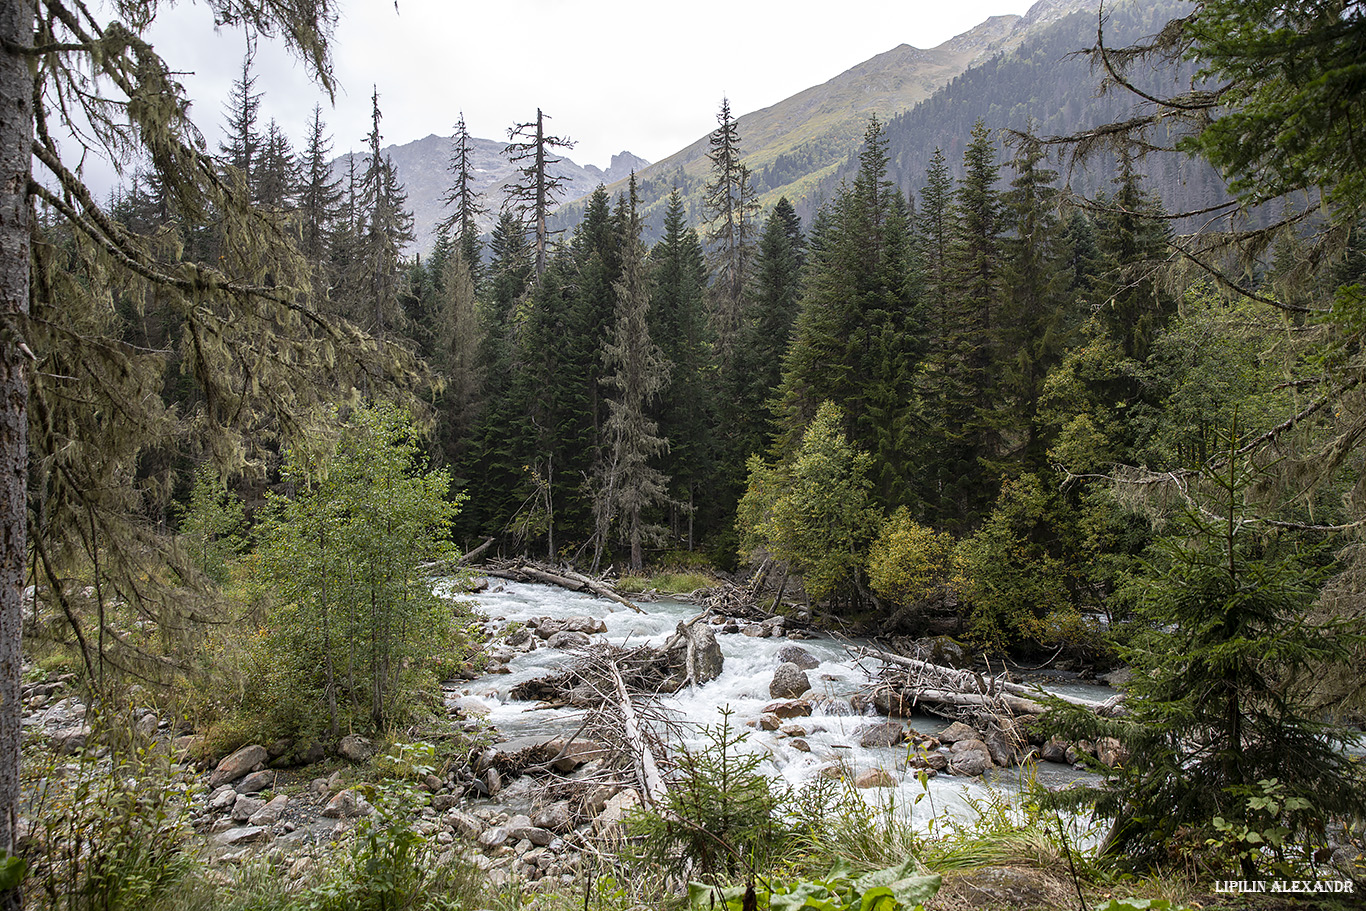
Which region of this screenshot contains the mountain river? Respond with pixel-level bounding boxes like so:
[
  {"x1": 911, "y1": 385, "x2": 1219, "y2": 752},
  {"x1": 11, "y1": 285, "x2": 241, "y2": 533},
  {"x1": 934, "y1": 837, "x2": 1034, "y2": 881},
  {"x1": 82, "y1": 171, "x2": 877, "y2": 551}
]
[{"x1": 449, "y1": 578, "x2": 1112, "y2": 832}]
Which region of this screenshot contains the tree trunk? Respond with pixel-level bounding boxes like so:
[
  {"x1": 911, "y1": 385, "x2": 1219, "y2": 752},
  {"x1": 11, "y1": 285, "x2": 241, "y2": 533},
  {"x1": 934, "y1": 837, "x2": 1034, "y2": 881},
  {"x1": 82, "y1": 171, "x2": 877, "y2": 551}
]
[{"x1": 0, "y1": 0, "x2": 33, "y2": 890}]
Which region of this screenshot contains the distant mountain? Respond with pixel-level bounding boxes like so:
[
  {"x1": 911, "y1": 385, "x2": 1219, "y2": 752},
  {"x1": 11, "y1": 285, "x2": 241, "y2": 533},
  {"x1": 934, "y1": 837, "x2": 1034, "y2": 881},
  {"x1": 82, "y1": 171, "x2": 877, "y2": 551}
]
[
  {"x1": 555, "y1": 0, "x2": 1099, "y2": 241},
  {"x1": 332, "y1": 136, "x2": 649, "y2": 255}
]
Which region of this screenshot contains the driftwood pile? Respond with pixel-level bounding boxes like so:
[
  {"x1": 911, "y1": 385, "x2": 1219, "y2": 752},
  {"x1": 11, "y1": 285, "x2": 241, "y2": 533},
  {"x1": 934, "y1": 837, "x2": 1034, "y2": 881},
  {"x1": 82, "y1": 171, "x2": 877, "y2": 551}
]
[{"x1": 854, "y1": 644, "x2": 1126, "y2": 727}]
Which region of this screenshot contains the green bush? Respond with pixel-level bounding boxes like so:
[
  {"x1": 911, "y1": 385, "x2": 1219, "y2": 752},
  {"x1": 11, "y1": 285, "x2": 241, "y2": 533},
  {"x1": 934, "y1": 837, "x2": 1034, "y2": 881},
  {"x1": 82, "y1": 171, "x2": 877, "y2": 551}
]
[{"x1": 866, "y1": 508, "x2": 955, "y2": 606}]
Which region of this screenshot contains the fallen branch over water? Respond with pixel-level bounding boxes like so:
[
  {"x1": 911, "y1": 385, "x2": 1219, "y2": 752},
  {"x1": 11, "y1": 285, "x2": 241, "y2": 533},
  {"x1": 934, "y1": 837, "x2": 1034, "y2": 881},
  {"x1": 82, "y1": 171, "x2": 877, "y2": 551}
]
[
  {"x1": 480, "y1": 559, "x2": 644, "y2": 613},
  {"x1": 852, "y1": 643, "x2": 1125, "y2": 724}
]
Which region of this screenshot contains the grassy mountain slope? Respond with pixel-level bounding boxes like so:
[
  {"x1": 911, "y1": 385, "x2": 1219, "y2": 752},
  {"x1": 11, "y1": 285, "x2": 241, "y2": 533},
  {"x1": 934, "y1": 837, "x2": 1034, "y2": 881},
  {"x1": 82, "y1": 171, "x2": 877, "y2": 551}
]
[{"x1": 555, "y1": 0, "x2": 1096, "y2": 241}]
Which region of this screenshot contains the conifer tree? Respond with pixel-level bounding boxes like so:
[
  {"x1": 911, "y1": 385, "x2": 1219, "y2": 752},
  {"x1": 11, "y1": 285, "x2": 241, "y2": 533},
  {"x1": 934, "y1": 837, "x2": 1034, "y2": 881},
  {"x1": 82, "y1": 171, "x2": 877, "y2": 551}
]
[
  {"x1": 998, "y1": 131, "x2": 1073, "y2": 467},
  {"x1": 357, "y1": 87, "x2": 415, "y2": 337},
  {"x1": 703, "y1": 98, "x2": 759, "y2": 374},
  {"x1": 440, "y1": 112, "x2": 487, "y2": 285},
  {"x1": 298, "y1": 106, "x2": 343, "y2": 278},
  {"x1": 650, "y1": 189, "x2": 713, "y2": 548},
  {"x1": 597, "y1": 177, "x2": 671, "y2": 571},
  {"x1": 731, "y1": 198, "x2": 804, "y2": 464},
  {"x1": 775, "y1": 118, "x2": 919, "y2": 507},
  {"x1": 255, "y1": 119, "x2": 298, "y2": 211},
  {"x1": 504, "y1": 108, "x2": 575, "y2": 279},
  {"x1": 218, "y1": 53, "x2": 264, "y2": 195}
]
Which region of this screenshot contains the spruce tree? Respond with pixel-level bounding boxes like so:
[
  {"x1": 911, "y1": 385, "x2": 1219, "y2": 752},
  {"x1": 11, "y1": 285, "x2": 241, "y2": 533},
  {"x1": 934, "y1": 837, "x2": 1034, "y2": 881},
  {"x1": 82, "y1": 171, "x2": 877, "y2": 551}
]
[
  {"x1": 504, "y1": 108, "x2": 575, "y2": 279},
  {"x1": 998, "y1": 131, "x2": 1073, "y2": 468},
  {"x1": 597, "y1": 177, "x2": 671, "y2": 571},
  {"x1": 356, "y1": 87, "x2": 415, "y2": 338},
  {"x1": 703, "y1": 98, "x2": 758, "y2": 375},
  {"x1": 650, "y1": 189, "x2": 713, "y2": 548},
  {"x1": 298, "y1": 106, "x2": 343, "y2": 279},
  {"x1": 440, "y1": 112, "x2": 487, "y2": 285},
  {"x1": 218, "y1": 53, "x2": 264, "y2": 195}
]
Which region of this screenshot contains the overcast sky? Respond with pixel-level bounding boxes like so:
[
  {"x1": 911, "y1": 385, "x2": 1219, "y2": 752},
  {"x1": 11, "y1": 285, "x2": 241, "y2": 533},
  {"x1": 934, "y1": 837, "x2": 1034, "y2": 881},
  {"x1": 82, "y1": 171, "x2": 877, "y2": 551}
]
[{"x1": 127, "y1": 0, "x2": 1043, "y2": 178}]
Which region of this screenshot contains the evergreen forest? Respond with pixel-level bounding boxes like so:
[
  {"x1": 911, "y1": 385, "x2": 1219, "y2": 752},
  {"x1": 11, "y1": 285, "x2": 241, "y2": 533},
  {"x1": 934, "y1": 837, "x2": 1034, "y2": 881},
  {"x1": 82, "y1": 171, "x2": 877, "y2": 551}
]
[{"x1": 1, "y1": 0, "x2": 1365, "y2": 908}]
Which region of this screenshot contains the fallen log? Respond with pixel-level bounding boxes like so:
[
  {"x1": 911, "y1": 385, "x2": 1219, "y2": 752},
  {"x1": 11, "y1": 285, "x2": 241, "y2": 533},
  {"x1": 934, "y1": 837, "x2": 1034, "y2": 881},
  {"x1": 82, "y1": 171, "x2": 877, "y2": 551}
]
[
  {"x1": 853, "y1": 643, "x2": 1124, "y2": 724},
  {"x1": 457, "y1": 536, "x2": 496, "y2": 567},
  {"x1": 481, "y1": 559, "x2": 644, "y2": 614},
  {"x1": 608, "y1": 659, "x2": 667, "y2": 805}
]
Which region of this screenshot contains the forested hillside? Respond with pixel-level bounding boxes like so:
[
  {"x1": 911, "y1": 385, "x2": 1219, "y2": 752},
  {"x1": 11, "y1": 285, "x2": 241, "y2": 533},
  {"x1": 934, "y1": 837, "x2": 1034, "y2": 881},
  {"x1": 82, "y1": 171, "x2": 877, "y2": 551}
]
[{"x1": 4, "y1": 0, "x2": 1366, "y2": 905}]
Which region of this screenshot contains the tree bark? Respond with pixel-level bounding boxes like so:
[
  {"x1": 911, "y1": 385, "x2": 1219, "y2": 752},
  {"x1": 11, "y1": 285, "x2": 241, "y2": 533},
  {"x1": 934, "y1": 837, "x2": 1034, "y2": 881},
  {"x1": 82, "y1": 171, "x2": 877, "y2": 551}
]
[{"x1": 0, "y1": 0, "x2": 33, "y2": 883}]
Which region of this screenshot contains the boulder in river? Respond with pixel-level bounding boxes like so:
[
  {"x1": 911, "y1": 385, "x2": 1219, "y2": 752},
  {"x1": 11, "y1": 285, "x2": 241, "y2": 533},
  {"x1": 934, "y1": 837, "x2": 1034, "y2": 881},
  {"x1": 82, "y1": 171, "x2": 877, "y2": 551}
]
[
  {"x1": 769, "y1": 662, "x2": 811, "y2": 699},
  {"x1": 776, "y1": 644, "x2": 820, "y2": 670},
  {"x1": 857, "y1": 722, "x2": 905, "y2": 748},
  {"x1": 663, "y1": 619, "x2": 724, "y2": 685}
]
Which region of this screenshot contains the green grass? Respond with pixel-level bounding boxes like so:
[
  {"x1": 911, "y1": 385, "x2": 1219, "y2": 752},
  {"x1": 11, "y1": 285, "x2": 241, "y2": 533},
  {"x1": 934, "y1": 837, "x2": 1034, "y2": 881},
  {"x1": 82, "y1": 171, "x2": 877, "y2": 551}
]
[{"x1": 617, "y1": 571, "x2": 716, "y2": 595}]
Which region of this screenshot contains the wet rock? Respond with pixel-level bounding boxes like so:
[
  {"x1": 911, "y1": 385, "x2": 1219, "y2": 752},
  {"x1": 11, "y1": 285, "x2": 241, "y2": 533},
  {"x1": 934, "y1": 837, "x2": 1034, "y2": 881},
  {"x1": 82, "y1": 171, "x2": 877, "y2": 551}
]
[
  {"x1": 1040, "y1": 736, "x2": 1069, "y2": 763},
  {"x1": 483, "y1": 767, "x2": 502, "y2": 796},
  {"x1": 780, "y1": 724, "x2": 808, "y2": 738},
  {"x1": 981, "y1": 721, "x2": 1022, "y2": 767},
  {"x1": 791, "y1": 739, "x2": 812, "y2": 753},
  {"x1": 338, "y1": 734, "x2": 376, "y2": 763},
  {"x1": 854, "y1": 768, "x2": 897, "y2": 788},
  {"x1": 909, "y1": 750, "x2": 949, "y2": 772},
  {"x1": 209, "y1": 745, "x2": 268, "y2": 787},
  {"x1": 759, "y1": 714, "x2": 782, "y2": 731},
  {"x1": 948, "y1": 739, "x2": 993, "y2": 777},
  {"x1": 664, "y1": 621, "x2": 724, "y2": 684},
  {"x1": 762, "y1": 699, "x2": 812, "y2": 719},
  {"x1": 769, "y1": 662, "x2": 811, "y2": 699},
  {"x1": 776, "y1": 645, "x2": 820, "y2": 670},
  {"x1": 1065, "y1": 739, "x2": 1094, "y2": 765},
  {"x1": 741, "y1": 624, "x2": 770, "y2": 638},
  {"x1": 938, "y1": 722, "x2": 980, "y2": 744},
  {"x1": 857, "y1": 722, "x2": 905, "y2": 748},
  {"x1": 563, "y1": 616, "x2": 607, "y2": 635},
  {"x1": 903, "y1": 636, "x2": 967, "y2": 668},
  {"x1": 871, "y1": 687, "x2": 915, "y2": 717}
]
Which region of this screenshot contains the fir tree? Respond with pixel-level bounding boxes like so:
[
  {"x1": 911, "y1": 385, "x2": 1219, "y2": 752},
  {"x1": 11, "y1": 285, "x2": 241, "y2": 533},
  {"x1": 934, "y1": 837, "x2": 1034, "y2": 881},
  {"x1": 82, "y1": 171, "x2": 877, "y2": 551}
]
[
  {"x1": 650, "y1": 189, "x2": 713, "y2": 548},
  {"x1": 703, "y1": 98, "x2": 759, "y2": 374},
  {"x1": 597, "y1": 177, "x2": 671, "y2": 571},
  {"x1": 439, "y1": 112, "x2": 487, "y2": 285},
  {"x1": 356, "y1": 87, "x2": 415, "y2": 337},
  {"x1": 504, "y1": 108, "x2": 575, "y2": 279}
]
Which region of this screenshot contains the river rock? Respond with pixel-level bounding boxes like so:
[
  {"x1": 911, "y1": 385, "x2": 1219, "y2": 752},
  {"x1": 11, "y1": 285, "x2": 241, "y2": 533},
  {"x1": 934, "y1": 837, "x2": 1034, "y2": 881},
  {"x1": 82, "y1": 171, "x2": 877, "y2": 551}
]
[
  {"x1": 446, "y1": 808, "x2": 484, "y2": 839},
  {"x1": 563, "y1": 616, "x2": 607, "y2": 635},
  {"x1": 741, "y1": 623, "x2": 770, "y2": 638},
  {"x1": 209, "y1": 785, "x2": 238, "y2": 811},
  {"x1": 248, "y1": 794, "x2": 289, "y2": 826},
  {"x1": 909, "y1": 750, "x2": 949, "y2": 772},
  {"x1": 594, "y1": 788, "x2": 640, "y2": 835},
  {"x1": 231, "y1": 795, "x2": 265, "y2": 823},
  {"x1": 543, "y1": 737, "x2": 609, "y2": 772},
  {"x1": 213, "y1": 826, "x2": 268, "y2": 847},
  {"x1": 857, "y1": 722, "x2": 905, "y2": 748},
  {"x1": 321, "y1": 788, "x2": 373, "y2": 818},
  {"x1": 769, "y1": 662, "x2": 811, "y2": 699},
  {"x1": 853, "y1": 768, "x2": 897, "y2": 788},
  {"x1": 791, "y1": 739, "x2": 811, "y2": 753},
  {"x1": 938, "y1": 722, "x2": 980, "y2": 744},
  {"x1": 1041, "y1": 736, "x2": 1069, "y2": 763},
  {"x1": 532, "y1": 617, "x2": 567, "y2": 638},
  {"x1": 776, "y1": 645, "x2": 820, "y2": 670},
  {"x1": 1096, "y1": 737, "x2": 1128, "y2": 768},
  {"x1": 663, "y1": 621, "x2": 724, "y2": 684},
  {"x1": 235, "y1": 770, "x2": 277, "y2": 794},
  {"x1": 759, "y1": 714, "x2": 781, "y2": 731},
  {"x1": 478, "y1": 825, "x2": 510, "y2": 848},
  {"x1": 209, "y1": 744, "x2": 268, "y2": 787},
  {"x1": 762, "y1": 699, "x2": 812, "y2": 719},
  {"x1": 982, "y1": 721, "x2": 1021, "y2": 767},
  {"x1": 546, "y1": 630, "x2": 593, "y2": 650},
  {"x1": 904, "y1": 636, "x2": 967, "y2": 668},
  {"x1": 872, "y1": 687, "x2": 915, "y2": 717},
  {"x1": 533, "y1": 801, "x2": 574, "y2": 834},
  {"x1": 948, "y1": 739, "x2": 993, "y2": 777},
  {"x1": 338, "y1": 734, "x2": 376, "y2": 763}
]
